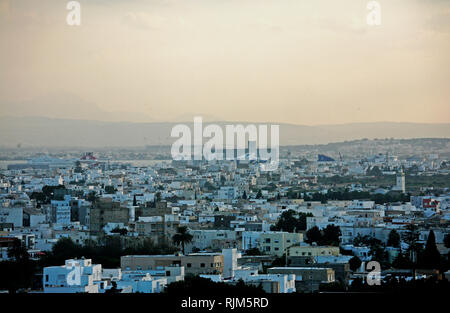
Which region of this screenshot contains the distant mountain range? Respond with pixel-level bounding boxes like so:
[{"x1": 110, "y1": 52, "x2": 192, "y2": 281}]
[
  {"x1": 0, "y1": 91, "x2": 220, "y2": 123},
  {"x1": 0, "y1": 116, "x2": 449, "y2": 147},
  {"x1": 0, "y1": 92, "x2": 156, "y2": 123}
]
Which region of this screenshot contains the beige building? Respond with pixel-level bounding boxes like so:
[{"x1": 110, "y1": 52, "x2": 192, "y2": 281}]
[
  {"x1": 135, "y1": 201, "x2": 173, "y2": 217},
  {"x1": 268, "y1": 267, "x2": 335, "y2": 292},
  {"x1": 121, "y1": 253, "x2": 224, "y2": 275},
  {"x1": 258, "y1": 232, "x2": 303, "y2": 257},
  {"x1": 287, "y1": 245, "x2": 340, "y2": 257},
  {"x1": 90, "y1": 198, "x2": 129, "y2": 235},
  {"x1": 134, "y1": 219, "x2": 180, "y2": 244}
]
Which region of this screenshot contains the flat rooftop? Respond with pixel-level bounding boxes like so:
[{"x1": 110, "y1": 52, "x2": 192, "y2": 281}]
[{"x1": 269, "y1": 267, "x2": 333, "y2": 270}]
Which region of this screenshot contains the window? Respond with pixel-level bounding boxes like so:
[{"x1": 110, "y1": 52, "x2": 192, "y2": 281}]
[
  {"x1": 187, "y1": 263, "x2": 192, "y2": 268},
  {"x1": 274, "y1": 247, "x2": 279, "y2": 251},
  {"x1": 265, "y1": 238, "x2": 271, "y2": 243},
  {"x1": 200, "y1": 263, "x2": 205, "y2": 268}
]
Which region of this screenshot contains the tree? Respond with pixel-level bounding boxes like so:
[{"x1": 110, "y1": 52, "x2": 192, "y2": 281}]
[
  {"x1": 1, "y1": 239, "x2": 36, "y2": 293},
  {"x1": 172, "y1": 226, "x2": 193, "y2": 255},
  {"x1": 369, "y1": 243, "x2": 389, "y2": 267},
  {"x1": 155, "y1": 192, "x2": 162, "y2": 202},
  {"x1": 305, "y1": 226, "x2": 322, "y2": 245},
  {"x1": 245, "y1": 248, "x2": 262, "y2": 256},
  {"x1": 40, "y1": 185, "x2": 66, "y2": 203},
  {"x1": 321, "y1": 224, "x2": 341, "y2": 246},
  {"x1": 349, "y1": 256, "x2": 362, "y2": 272},
  {"x1": 271, "y1": 210, "x2": 312, "y2": 233},
  {"x1": 402, "y1": 224, "x2": 422, "y2": 259},
  {"x1": 387, "y1": 230, "x2": 401, "y2": 248},
  {"x1": 29, "y1": 191, "x2": 46, "y2": 204},
  {"x1": 39, "y1": 237, "x2": 177, "y2": 270},
  {"x1": 352, "y1": 234, "x2": 388, "y2": 266},
  {"x1": 353, "y1": 234, "x2": 368, "y2": 247},
  {"x1": 402, "y1": 224, "x2": 423, "y2": 273},
  {"x1": 242, "y1": 191, "x2": 247, "y2": 200},
  {"x1": 87, "y1": 191, "x2": 97, "y2": 203},
  {"x1": 49, "y1": 237, "x2": 82, "y2": 264},
  {"x1": 444, "y1": 234, "x2": 450, "y2": 249},
  {"x1": 420, "y1": 230, "x2": 441, "y2": 269},
  {"x1": 111, "y1": 227, "x2": 128, "y2": 236},
  {"x1": 392, "y1": 251, "x2": 412, "y2": 269},
  {"x1": 7, "y1": 239, "x2": 29, "y2": 263},
  {"x1": 105, "y1": 185, "x2": 116, "y2": 194},
  {"x1": 304, "y1": 225, "x2": 341, "y2": 246}
]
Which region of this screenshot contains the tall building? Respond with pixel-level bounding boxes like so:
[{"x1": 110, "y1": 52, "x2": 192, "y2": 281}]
[
  {"x1": 393, "y1": 170, "x2": 406, "y2": 193},
  {"x1": 90, "y1": 198, "x2": 129, "y2": 235}
]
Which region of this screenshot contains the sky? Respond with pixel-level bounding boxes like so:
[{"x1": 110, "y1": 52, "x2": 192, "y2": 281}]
[{"x1": 0, "y1": 0, "x2": 449, "y2": 125}]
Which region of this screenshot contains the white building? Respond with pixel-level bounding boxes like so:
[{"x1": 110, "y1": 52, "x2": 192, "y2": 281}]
[
  {"x1": 217, "y1": 187, "x2": 237, "y2": 200},
  {"x1": 222, "y1": 248, "x2": 240, "y2": 278},
  {"x1": 51, "y1": 196, "x2": 72, "y2": 226},
  {"x1": 116, "y1": 271, "x2": 168, "y2": 293},
  {"x1": 43, "y1": 258, "x2": 102, "y2": 293},
  {"x1": 0, "y1": 207, "x2": 23, "y2": 228}
]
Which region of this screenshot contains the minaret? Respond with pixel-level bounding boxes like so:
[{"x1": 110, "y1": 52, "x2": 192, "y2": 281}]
[{"x1": 396, "y1": 170, "x2": 405, "y2": 193}]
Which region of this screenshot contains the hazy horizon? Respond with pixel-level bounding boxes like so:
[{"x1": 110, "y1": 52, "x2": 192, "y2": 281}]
[
  {"x1": 1, "y1": 115, "x2": 449, "y2": 147},
  {"x1": 2, "y1": 114, "x2": 450, "y2": 127},
  {"x1": 1, "y1": 0, "x2": 449, "y2": 126}
]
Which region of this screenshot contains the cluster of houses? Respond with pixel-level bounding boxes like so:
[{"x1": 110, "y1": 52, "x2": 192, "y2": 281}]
[{"x1": 0, "y1": 150, "x2": 449, "y2": 292}]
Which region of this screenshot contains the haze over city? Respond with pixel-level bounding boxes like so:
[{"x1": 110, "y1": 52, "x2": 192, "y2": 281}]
[{"x1": 1, "y1": 0, "x2": 449, "y2": 125}]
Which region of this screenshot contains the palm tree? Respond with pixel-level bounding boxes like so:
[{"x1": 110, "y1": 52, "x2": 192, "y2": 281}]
[
  {"x1": 172, "y1": 226, "x2": 193, "y2": 255},
  {"x1": 402, "y1": 223, "x2": 422, "y2": 279}
]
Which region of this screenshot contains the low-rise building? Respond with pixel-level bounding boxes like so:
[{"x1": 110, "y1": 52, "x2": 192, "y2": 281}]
[
  {"x1": 121, "y1": 253, "x2": 224, "y2": 275},
  {"x1": 287, "y1": 245, "x2": 340, "y2": 258},
  {"x1": 268, "y1": 267, "x2": 335, "y2": 292},
  {"x1": 258, "y1": 232, "x2": 303, "y2": 257},
  {"x1": 43, "y1": 258, "x2": 102, "y2": 293}
]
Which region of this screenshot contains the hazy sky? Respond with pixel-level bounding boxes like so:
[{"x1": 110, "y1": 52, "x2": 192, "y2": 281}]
[{"x1": 0, "y1": 0, "x2": 449, "y2": 125}]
